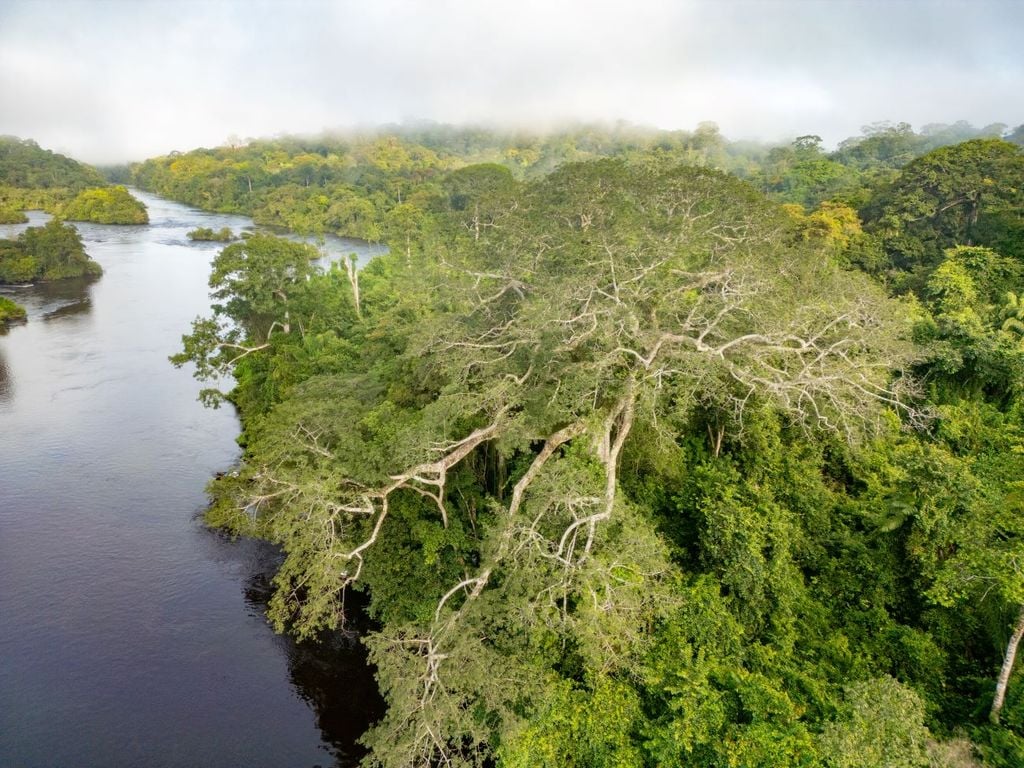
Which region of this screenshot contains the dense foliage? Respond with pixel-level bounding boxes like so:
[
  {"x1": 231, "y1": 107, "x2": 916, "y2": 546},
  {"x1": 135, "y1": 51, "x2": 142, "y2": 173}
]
[
  {"x1": 187, "y1": 226, "x2": 235, "y2": 242},
  {"x1": 863, "y1": 140, "x2": 1024, "y2": 278},
  {"x1": 0, "y1": 136, "x2": 106, "y2": 190},
  {"x1": 168, "y1": 124, "x2": 1024, "y2": 767},
  {"x1": 0, "y1": 207, "x2": 28, "y2": 224},
  {"x1": 0, "y1": 137, "x2": 147, "y2": 224},
  {"x1": 0, "y1": 219, "x2": 102, "y2": 283},
  {"x1": 0, "y1": 295, "x2": 27, "y2": 323},
  {"x1": 62, "y1": 185, "x2": 148, "y2": 224},
  {"x1": 132, "y1": 120, "x2": 1021, "y2": 246}
]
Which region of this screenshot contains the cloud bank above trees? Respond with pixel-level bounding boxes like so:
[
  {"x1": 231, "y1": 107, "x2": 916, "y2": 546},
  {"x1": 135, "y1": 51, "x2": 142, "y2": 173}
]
[{"x1": 0, "y1": 0, "x2": 1021, "y2": 163}]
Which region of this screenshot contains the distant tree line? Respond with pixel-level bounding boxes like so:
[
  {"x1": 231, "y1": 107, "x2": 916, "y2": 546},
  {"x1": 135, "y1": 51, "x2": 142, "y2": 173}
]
[{"x1": 0, "y1": 137, "x2": 147, "y2": 224}]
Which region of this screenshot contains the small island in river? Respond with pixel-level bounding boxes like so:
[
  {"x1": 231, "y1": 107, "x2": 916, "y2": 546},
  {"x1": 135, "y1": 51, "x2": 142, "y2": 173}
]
[
  {"x1": 62, "y1": 185, "x2": 148, "y2": 224},
  {"x1": 187, "y1": 226, "x2": 235, "y2": 242},
  {"x1": 0, "y1": 219, "x2": 102, "y2": 284}
]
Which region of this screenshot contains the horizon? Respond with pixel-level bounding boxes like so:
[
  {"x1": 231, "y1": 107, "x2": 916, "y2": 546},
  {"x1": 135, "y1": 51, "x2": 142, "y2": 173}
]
[{"x1": 5, "y1": 116, "x2": 1020, "y2": 169}]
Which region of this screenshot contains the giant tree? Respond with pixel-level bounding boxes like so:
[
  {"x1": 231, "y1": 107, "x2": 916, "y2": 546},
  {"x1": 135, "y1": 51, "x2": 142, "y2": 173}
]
[{"x1": 865, "y1": 139, "x2": 1024, "y2": 270}]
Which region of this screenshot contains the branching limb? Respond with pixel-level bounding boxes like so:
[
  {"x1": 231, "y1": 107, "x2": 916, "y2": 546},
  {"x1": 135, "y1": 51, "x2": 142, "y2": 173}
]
[{"x1": 508, "y1": 421, "x2": 586, "y2": 518}]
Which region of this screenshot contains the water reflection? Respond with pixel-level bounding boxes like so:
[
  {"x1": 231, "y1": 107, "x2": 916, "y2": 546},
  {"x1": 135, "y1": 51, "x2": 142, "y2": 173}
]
[
  {"x1": 231, "y1": 535, "x2": 387, "y2": 767},
  {"x1": 0, "y1": 275, "x2": 96, "y2": 324},
  {"x1": 31, "y1": 275, "x2": 95, "y2": 305},
  {"x1": 287, "y1": 619, "x2": 386, "y2": 767},
  {"x1": 0, "y1": 346, "x2": 11, "y2": 402},
  {"x1": 35, "y1": 276, "x2": 96, "y2": 321},
  {"x1": 42, "y1": 295, "x2": 92, "y2": 321},
  {"x1": 0, "y1": 316, "x2": 25, "y2": 337},
  {"x1": 0, "y1": 190, "x2": 382, "y2": 768}
]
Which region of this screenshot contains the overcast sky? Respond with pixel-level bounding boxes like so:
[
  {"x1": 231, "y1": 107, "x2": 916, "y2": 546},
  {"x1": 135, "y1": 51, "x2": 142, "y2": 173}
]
[{"x1": 0, "y1": 0, "x2": 1021, "y2": 163}]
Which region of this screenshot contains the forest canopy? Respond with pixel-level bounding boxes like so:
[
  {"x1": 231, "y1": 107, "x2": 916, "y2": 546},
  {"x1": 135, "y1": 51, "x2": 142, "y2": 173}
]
[
  {"x1": 0, "y1": 219, "x2": 102, "y2": 283},
  {"x1": 161, "y1": 118, "x2": 1024, "y2": 767},
  {"x1": 0, "y1": 137, "x2": 147, "y2": 224},
  {"x1": 0, "y1": 135, "x2": 106, "y2": 190},
  {"x1": 62, "y1": 185, "x2": 149, "y2": 225},
  {"x1": 0, "y1": 294, "x2": 27, "y2": 323}
]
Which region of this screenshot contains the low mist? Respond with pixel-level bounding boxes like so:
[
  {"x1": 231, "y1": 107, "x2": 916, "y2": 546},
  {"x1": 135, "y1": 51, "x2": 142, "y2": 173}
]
[{"x1": 1, "y1": 0, "x2": 1021, "y2": 163}]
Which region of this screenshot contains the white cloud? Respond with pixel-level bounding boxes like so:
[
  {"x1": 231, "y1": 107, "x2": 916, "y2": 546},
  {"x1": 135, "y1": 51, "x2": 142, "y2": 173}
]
[{"x1": 0, "y1": 0, "x2": 1021, "y2": 162}]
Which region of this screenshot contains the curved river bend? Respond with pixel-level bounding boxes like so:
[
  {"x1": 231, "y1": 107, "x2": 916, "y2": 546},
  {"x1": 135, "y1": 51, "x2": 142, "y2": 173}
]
[{"x1": 0, "y1": 191, "x2": 383, "y2": 768}]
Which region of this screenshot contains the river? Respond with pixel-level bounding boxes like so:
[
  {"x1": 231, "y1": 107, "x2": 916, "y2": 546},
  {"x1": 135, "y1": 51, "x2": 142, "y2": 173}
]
[{"x1": 0, "y1": 191, "x2": 384, "y2": 767}]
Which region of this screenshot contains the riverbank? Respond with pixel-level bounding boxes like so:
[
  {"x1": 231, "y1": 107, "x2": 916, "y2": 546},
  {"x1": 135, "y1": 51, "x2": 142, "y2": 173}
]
[
  {"x1": 0, "y1": 294, "x2": 26, "y2": 323},
  {"x1": 0, "y1": 189, "x2": 378, "y2": 767}
]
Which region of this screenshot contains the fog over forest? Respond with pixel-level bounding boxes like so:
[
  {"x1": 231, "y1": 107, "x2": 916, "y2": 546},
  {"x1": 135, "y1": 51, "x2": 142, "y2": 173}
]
[{"x1": 0, "y1": 0, "x2": 1021, "y2": 162}]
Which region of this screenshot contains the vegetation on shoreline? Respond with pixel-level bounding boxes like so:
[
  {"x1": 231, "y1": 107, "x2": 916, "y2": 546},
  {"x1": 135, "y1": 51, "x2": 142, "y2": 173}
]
[
  {"x1": 62, "y1": 185, "x2": 148, "y2": 225},
  {"x1": 187, "y1": 226, "x2": 235, "y2": 242},
  {"x1": 0, "y1": 295, "x2": 27, "y2": 323},
  {"x1": 131, "y1": 120, "x2": 1020, "y2": 244},
  {"x1": 0, "y1": 137, "x2": 147, "y2": 224},
  {"x1": 166, "y1": 122, "x2": 1024, "y2": 766},
  {"x1": 0, "y1": 219, "x2": 102, "y2": 283},
  {"x1": 0, "y1": 185, "x2": 71, "y2": 216},
  {"x1": 0, "y1": 207, "x2": 28, "y2": 224}
]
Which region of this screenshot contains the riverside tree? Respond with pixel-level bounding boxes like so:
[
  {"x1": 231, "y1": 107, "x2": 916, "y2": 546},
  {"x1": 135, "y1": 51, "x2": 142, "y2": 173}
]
[{"x1": 170, "y1": 233, "x2": 320, "y2": 406}]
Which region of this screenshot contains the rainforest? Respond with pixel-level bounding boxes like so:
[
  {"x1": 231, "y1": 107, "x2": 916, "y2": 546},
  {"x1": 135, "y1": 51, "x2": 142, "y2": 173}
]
[
  {"x1": 6, "y1": 2, "x2": 1024, "y2": 766},
  {"x1": 125, "y1": 121, "x2": 1024, "y2": 767}
]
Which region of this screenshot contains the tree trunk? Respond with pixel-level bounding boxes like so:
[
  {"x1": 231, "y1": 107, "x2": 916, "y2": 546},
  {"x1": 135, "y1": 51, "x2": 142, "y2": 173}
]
[
  {"x1": 991, "y1": 604, "x2": 1024, "y2": 724},
  {"x1": 967, "y1": 195, "x2": 980, "y2": 245},
  {"x1": 707, "y1": 422, "x2": 724, "y2": 458},
  {"x1": 344, "y1": 255, "x2": 361, "y2": 319}
]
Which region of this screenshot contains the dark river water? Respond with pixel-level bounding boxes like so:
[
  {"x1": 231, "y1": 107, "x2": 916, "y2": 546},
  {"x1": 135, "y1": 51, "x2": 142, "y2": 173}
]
[{"x1": 0, "y1": 191, "x2": 385, "y2": 768}]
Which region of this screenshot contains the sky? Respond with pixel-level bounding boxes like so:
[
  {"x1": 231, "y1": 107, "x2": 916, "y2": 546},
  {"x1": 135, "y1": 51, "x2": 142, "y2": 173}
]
[{"x1": 0, "y1": 0, "x2": 1022, "y2": 164}]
